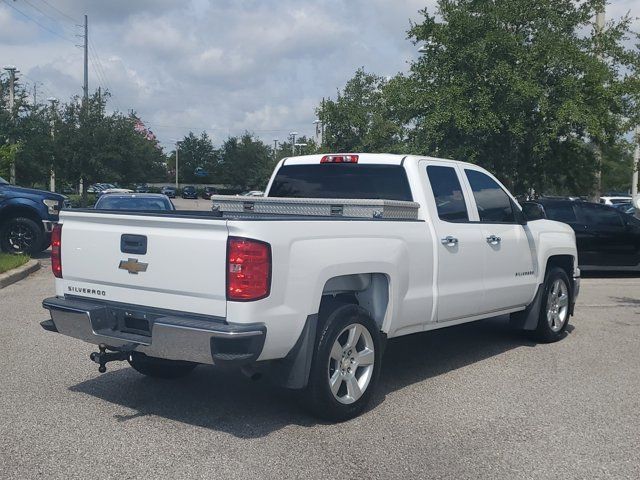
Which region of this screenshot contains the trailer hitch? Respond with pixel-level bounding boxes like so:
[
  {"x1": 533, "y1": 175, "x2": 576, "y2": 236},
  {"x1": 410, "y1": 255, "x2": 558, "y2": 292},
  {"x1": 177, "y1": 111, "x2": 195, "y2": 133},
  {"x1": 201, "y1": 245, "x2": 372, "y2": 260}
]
[{"x1": 90, "y1": 344, "x2": 132, "y2": 373}]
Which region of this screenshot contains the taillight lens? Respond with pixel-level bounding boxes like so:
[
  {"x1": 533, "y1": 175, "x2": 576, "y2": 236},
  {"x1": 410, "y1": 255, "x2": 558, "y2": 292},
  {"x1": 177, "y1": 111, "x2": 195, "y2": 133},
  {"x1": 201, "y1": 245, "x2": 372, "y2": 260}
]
[
  {"x1": 227, "y1": 237, "x2": 271, "y2": 301},
  {"x1": 320, "y1": 154, "x2": 358, "y2": 163},
  {"x1": 51, "y1": 224, "x2": 62, "y2": 278}
]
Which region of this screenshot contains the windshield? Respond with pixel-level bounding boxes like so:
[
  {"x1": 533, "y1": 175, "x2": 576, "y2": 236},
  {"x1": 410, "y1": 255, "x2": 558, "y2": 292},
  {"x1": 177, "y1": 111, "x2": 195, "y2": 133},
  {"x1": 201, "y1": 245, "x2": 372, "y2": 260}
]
[
  {"x1": 269, "y1": 164, "x2": 413, "y2": 201},
  {"x1": 95, "y1": 196, "x2": 174, "y2": 211},
  {"x1": 0, "y1": 176, "x2": 8, "y2": 185}
]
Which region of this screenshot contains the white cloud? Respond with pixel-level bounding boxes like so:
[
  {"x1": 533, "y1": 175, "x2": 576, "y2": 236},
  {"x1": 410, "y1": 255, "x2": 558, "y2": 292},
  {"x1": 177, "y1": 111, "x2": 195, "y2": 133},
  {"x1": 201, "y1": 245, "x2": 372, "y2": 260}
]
[{"x1": 1, "y1": 0, "x2": 634, "y2": 152}]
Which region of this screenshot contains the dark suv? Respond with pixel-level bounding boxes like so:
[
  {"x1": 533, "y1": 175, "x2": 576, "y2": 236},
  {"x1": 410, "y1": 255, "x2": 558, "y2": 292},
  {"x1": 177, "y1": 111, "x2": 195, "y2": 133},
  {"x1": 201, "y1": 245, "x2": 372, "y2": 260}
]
[
  {"x1": 202, "y1": 186, "x2": 218, "y2": 199},
  {"x1": 525, "y1": 198, "x2": 640, "y2": 270},
  {"x1": 0, "y1": 176, "x2": 66, "y2": 255},
  {"x1": 181, "y1": 185, "x2": 198, "y2": 199}
]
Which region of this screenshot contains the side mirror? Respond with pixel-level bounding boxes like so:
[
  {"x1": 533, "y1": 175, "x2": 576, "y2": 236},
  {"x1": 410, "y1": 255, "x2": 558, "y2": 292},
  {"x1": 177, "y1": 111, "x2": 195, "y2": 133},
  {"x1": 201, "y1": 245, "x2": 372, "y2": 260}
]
[{"x1": 522, "y1": 202, "x2": 546, "y2": 222}]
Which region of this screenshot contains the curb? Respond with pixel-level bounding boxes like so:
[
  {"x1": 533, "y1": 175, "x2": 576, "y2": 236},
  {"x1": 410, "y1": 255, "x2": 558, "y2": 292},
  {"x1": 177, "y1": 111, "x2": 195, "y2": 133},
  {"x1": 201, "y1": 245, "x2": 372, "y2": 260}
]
[{"x1": 0, "y1": 260, "x2": 41, "y2": 289}]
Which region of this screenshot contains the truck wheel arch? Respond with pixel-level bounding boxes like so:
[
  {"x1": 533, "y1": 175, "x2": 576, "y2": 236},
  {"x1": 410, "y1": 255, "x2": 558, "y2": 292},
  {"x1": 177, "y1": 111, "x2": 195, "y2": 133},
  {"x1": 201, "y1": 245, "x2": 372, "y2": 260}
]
[
  {"x1": 270, "y1": 273, "x2": 390, "y2": 390},
  {"x1": 0, "y1": 204, "x2": 44, "y2": 229},
  {"x1": 319, "y1": 272, "x2": 390, "y2": 332}
]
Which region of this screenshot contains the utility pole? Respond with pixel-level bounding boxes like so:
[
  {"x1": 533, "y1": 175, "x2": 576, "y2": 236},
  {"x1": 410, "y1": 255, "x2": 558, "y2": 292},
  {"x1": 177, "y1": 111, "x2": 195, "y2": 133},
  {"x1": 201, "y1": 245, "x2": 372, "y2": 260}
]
[
  {"x1": 175, "y1": 142, "x2": 180, "y2": 190},
  {"x1": 4, "y1": 65, "x2": 18, "y2": 184},
  {"x1": 632, "y1": 125, "x2": 640, "y2": 208},
  {"x1": 77, "y1": 14, "x2": 88, "y2": 196},
  {"x1": 83, "y1": 14, "x2": 88, "y2": 104},
  {"x1": 48, "y1": 97, "x2": 57, "y2": 192},
  {"x1": 273, "y1": 139, "x2": 278, "y2": 162},
  {"x1": 290, "y1": 132, "x2": 298, "y2": 156},
  {"x1": 593, "y1": 7, "x2": 605, "y2": 201}
]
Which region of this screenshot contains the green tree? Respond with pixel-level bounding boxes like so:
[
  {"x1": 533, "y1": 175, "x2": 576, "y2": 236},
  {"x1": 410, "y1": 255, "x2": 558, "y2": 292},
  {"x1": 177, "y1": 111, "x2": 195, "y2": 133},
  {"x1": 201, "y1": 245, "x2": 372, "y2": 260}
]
[
  {"x1": 403, "y1": 0, "x2": 639, "y2": 195},
  {"x1": 168, "y1": 132, "x2": 218, "y2": 184},
  {"x1": 54, "y1": 92, "x2": 166, "y2": 195},
  {"x1": 219, "y1": 132, "x2": 273, "y2": 189},
  {"x1": 317, "y1": 69, "x2": 405, "y2": 153}
]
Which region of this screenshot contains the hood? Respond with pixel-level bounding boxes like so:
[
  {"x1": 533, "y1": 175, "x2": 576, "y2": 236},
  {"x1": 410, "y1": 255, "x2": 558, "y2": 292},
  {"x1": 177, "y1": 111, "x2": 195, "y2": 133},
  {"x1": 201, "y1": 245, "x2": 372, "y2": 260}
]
[{"x1": 1, "y1": 184, "x2": 65, "y2": 201}]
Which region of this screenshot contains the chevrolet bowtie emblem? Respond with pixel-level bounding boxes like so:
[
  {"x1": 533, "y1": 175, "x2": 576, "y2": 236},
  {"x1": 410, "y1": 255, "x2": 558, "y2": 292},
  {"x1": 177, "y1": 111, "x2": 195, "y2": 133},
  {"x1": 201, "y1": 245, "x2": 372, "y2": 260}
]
[{"x1": 118, "y1": 258, "x2": 148, "y2": 275}]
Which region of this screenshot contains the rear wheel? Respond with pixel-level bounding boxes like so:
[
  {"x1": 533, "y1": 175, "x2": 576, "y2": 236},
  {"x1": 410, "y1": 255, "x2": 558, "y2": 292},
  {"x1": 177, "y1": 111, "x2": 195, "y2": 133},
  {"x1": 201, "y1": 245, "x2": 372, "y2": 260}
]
[
  {"x1": 128, "y1": 353, "x2": 197, "y2": 379},
  {"x1": 535, "y1": 267, "x2": 571, "y2": 342},
  {"x1": 303, "y1": 303, "x2": 382, "y2": 422},
  {"x1": 0, "y1": 217, "x2": 44, "y2": 255}
]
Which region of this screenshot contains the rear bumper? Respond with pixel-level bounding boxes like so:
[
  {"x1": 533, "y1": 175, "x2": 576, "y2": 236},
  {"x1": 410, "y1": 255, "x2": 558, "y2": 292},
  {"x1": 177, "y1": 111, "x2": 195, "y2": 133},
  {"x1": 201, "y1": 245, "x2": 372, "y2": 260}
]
[{"x1": 42, "y1": 296, "x2": 266, "y2": 366}]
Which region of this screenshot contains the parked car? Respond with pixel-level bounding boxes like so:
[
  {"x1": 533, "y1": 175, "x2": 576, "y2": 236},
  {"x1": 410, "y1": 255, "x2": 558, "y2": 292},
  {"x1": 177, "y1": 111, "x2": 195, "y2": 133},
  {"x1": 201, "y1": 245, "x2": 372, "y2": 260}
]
[
  {"x1": 94, "y1": 193, "x2": 175, "y2": 211},
  {"x1": 241, "y1": 190, "x2": 264, "y2": 197},
  {"x1": 135, "y1": 184, "x2": 150, "y2": 193},
  {"x1": 0, "y1": 175, "x2": 66, "y2": 254},
  {"x1": 87, "y1": 184, "x2": 106, "y2": 194},
  {"x1": 161, "y1": 186, "x2": 176, "y2": 198},
  {"x1": 599, "y1": 195, "x2": 631, "y2": 206},
  {"x1": 524, "y1": 198, "x2": 640, "y2": 270},
  {"x1": 181, "y1": 185, "x2": 198, "y2": 199},
  {"x1": 202, "y1": 186, "x2": 218, "y2": 199},
  {"x1": 613, "y1": 202, "x2": 636, "y2": 216},
  {"x1": 98, "y1": 188, "x2": 134, "y2": 196},
  {"x1": 42, "y1": 153, "x2": 578, "y2": 421}
]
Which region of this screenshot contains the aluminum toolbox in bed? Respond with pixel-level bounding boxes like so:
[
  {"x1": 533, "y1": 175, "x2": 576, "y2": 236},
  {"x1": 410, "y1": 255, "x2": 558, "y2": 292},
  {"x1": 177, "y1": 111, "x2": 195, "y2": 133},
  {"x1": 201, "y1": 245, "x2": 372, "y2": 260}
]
[{"x1": 209, "y1": 195, "x2": 420, "y2": 220}]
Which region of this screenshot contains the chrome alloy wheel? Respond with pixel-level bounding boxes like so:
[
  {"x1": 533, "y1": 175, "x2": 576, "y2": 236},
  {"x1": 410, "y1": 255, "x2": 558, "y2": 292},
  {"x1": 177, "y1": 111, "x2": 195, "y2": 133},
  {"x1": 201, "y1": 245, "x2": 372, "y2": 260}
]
[
  {"x1": 327, "y1": 323, "x2": 375, "y2": 405},
  {"x1": 546, "y1": 278, "x2": 569, "y2": 332}
]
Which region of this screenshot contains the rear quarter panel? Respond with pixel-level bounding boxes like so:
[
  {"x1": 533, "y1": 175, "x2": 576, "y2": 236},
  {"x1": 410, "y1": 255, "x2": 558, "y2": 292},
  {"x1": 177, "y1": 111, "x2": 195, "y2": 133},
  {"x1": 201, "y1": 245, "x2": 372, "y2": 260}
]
[{"x1": 226, "y1": 219, "x2": 434, "y2": 360}]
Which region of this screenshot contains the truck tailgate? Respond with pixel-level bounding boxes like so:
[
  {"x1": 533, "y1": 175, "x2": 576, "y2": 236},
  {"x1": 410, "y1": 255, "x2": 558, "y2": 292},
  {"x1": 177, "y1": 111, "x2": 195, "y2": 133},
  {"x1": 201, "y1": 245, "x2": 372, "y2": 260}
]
[{"x1": 58, "y1": 210, "x2": 228, "y2": 317}]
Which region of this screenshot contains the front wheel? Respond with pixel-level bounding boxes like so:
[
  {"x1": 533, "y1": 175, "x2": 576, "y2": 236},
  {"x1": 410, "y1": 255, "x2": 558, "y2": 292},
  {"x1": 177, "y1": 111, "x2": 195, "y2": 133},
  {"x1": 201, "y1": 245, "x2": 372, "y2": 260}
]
[
  {"x1": 535, "y1": 267, "x2": 571, "y2": 343},
  {"x1": 303, "y1": 304, "x2": 382, "y2": 422},
  {"x1": 0, "y1": 217, "x2": 44, "y2": 255},
  {"x1": 128, "y1": 354, "x2": 197, "y2": 379}
]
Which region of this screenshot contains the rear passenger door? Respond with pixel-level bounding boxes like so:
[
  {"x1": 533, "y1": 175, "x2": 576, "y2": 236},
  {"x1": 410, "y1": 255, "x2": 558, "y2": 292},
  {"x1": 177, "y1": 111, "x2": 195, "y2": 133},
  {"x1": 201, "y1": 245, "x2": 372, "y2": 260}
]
[
  {"x1": 422, "y1": 161, "x2": 486, "y2": 322},
  {"x1": 463, "y1": 168, "x2": 536, "y2": 312}
]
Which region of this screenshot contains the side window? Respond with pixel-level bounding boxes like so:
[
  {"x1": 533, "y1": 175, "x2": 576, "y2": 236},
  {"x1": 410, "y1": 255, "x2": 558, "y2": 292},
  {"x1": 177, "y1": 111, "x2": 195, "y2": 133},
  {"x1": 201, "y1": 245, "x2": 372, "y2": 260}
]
[
  {"x1": 465, "y1": 169, "x2": 515, "y2": 223},
  {"x1": 544, "y1": 203, "x2": 578, "y2": 223},
  {"x1": 426, "y1": 165, "x2": 469, "y2": 222},
  {"x1": 582, "y1": 204, "x2": 624, "y2": 228}
]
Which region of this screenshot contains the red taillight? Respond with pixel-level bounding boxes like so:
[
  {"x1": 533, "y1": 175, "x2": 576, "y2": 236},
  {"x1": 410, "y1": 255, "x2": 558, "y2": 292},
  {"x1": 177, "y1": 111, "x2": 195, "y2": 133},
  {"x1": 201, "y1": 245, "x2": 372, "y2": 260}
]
[
  {"x1": 51, "y1": 224, "x2": 62, "y2": 278},
  {"x1": 227, "y1": 237, "x2": 271, "y2": 301},
  {"x1": 320, "y1": 154, "x2": 359, "y2": 164}
]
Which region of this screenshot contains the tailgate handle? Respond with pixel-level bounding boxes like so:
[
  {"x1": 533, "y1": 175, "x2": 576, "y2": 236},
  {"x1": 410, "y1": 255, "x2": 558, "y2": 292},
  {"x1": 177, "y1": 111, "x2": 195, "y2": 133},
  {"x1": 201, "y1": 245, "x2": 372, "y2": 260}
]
[{"x1": 121, "y1": 234, "x2": 147, "y2": 255}]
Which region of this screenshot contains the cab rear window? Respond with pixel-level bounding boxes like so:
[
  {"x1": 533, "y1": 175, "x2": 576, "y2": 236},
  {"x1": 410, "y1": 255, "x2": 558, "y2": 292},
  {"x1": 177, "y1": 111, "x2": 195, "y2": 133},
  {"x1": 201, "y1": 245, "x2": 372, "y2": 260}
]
[{"x1": 268, "y1": 164, "x2": 413, "y2": 201}]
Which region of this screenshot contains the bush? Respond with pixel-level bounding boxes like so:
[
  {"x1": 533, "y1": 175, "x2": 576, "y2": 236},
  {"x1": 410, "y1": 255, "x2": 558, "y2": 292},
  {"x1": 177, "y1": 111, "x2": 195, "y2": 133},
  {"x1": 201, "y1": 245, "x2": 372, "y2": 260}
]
[{"x1": 66, "y1": 194, "x2": 97, "y2": 208}]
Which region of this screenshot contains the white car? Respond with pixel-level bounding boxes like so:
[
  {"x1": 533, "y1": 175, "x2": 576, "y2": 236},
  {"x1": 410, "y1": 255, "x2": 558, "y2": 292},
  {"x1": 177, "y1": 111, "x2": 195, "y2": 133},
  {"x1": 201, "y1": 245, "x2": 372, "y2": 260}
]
[
  {"x1": 42, "y1": 153, "x2": 579, "y2": 421},
  {"x1": 99, "y1": 188, "x2": 134, "y2": 195},
  {"x1": 599, "y1": 196, "x2": 631, "y2": 206}
]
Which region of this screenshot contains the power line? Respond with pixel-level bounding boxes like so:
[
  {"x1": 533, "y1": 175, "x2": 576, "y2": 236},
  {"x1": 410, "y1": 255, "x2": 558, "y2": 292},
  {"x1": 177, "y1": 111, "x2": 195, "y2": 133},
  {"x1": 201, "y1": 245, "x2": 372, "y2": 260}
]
[
  {"x1": 1, "y1": 0, "x2": 74, "y2": 43},
  {"x1": 22, "y1": 0, "x2": 75, "y2": 35},
  {"x1": 38, "y1": 0, "x2": 79, "y2": 23}
]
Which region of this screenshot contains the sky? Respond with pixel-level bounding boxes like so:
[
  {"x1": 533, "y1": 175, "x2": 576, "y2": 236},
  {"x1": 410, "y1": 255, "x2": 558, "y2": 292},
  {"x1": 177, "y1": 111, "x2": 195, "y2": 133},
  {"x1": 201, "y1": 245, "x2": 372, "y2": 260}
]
[{"x1": 0, "y1": 0, "x2": 638, "y2": 152}]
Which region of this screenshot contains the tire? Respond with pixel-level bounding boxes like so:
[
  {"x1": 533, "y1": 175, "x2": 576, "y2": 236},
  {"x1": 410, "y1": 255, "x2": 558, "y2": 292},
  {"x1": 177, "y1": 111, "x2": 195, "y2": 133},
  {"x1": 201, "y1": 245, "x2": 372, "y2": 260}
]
[
  {"x1": 535, "y1": 267, "x2": 571, "y2": 343},
  {"x1": 303, "y1": 303, "x2": 382, "y2": 422},
  {"x1": 0, "y1": 217, "x2": 45, "y2": 255},
  {"x1": 128, "y1": 353, "x2": 197, "y2": 379}
]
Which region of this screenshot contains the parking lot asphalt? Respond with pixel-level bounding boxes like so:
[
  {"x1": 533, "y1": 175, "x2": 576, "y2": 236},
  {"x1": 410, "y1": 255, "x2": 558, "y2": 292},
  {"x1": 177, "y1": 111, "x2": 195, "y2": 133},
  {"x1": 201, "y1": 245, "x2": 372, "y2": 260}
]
[
  {"x1": 1, "y1": 258, "x2": 639, "y2": 479},
  {"x1": 172, "y1": 197, "x2": 213, "y2": 211}
]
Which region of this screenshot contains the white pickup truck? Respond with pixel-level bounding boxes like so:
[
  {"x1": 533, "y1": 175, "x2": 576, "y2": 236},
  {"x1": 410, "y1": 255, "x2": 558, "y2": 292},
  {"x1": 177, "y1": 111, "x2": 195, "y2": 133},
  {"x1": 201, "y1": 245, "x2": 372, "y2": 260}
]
[{"x1": 42, "y1": 154, "x2": 579, "y2": 421}]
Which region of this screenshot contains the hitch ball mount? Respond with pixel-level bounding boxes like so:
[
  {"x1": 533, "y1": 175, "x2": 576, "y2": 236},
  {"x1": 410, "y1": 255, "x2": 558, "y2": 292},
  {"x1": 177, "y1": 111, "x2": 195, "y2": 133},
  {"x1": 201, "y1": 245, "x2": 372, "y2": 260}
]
[{"x1": 90, "y1": 344, "x2": 132, "y2": 373}]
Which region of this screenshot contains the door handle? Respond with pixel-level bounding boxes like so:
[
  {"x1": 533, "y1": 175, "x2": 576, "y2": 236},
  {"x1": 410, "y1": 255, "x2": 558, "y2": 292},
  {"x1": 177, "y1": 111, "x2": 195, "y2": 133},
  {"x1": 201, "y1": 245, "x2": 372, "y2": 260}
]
[
  {"x1": 486, "y1": 235, "x2": 501, "y2": 245},
  {"x1": 441, "y1": 236, "x2": 459, "y2": 247}
]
